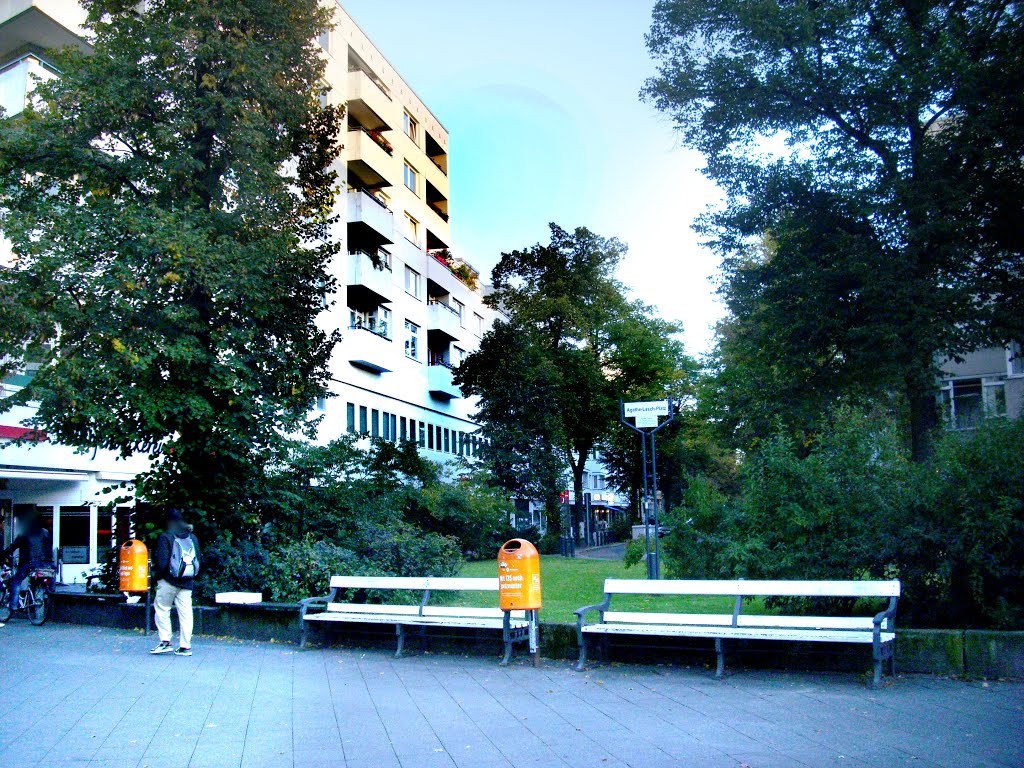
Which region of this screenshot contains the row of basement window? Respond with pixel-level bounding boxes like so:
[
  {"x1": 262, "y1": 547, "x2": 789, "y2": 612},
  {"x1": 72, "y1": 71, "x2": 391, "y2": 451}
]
[{"x1": 344, "y1": 402, "x2": 484, "y2": 457}]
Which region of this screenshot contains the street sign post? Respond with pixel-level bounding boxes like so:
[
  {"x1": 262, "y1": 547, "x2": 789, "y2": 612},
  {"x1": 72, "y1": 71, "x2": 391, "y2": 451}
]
[{"x1": 619, "y1": 399, "x2": 676, "y2": 579}]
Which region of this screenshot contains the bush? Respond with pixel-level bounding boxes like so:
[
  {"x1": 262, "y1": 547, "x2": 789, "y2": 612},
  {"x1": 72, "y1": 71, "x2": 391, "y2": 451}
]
[
  {"x1": 623, "y1": 536, "x2": 654, "y2": 569},
  {"x1": 607, "y1": 515, "x2": 634, "y2": 543}
]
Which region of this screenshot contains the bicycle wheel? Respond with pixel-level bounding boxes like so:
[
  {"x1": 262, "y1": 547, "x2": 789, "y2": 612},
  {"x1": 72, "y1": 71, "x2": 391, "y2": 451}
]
[
  {"x1": 28, "y1": 587, "x2": 47, "y2": 626},
  {"x1": 0, "y1": 586, "x2": 11, "y2": 623}
]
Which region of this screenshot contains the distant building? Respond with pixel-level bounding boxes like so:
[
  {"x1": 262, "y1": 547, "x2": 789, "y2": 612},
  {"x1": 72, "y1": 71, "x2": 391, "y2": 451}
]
[
  {"x1": 0, "y1": 2, "x2": 491, "y2": 580},
  {"x1": 938, "y1": 344, "x2": 1023, "y2": 430}
]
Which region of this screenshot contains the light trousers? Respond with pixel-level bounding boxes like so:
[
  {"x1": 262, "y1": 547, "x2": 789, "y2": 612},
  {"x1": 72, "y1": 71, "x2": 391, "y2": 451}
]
[{"x1": 154, "y1": 579, "x2": 193, "y2": 648}]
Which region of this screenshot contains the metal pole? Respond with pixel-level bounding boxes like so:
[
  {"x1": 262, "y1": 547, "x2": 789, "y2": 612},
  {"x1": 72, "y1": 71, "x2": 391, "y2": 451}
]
[
  {"x1": 650, "y1": 430, "x2": 661, "y2": 580},
  {"x1": 529, "y1": 609, "x2": 540, "y2": 667},
  {"x1": 640, "y1": 430, "x2": 653, "y2": 579}
]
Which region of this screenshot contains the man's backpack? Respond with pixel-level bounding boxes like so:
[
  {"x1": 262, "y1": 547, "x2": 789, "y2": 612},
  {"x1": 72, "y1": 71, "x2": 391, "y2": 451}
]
[{"x1": 169, "y1": 535, "x2": 199, "y2": 579}]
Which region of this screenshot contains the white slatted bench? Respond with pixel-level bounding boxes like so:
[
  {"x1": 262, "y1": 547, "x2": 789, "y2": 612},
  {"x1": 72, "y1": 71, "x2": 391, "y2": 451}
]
[
  {"x1": 299, "y1": 576, "x2": 530, "y2": 665},
  {"x1": 575, "y1": 579, "x2": 900, "y2": 686}
]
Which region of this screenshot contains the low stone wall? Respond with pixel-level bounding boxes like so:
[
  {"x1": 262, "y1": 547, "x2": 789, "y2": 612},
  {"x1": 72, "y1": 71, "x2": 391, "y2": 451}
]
[{"x1": 48, "y1": 593, "x2": 1023, "y2": 679}]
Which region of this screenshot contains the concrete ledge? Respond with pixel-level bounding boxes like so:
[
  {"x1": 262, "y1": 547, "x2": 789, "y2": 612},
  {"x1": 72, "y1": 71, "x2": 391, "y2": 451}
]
[
  {"x1": 965, "y1": 630, "x2": 1024, "y2": 679},
  {"x1": 47, "y1": 594, "x2": 1020, "y2": 678}
]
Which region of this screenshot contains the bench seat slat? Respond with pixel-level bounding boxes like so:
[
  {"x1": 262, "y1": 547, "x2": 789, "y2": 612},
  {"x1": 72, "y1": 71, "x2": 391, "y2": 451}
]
[
  {"x1": 603, "y1": 578, "x2": 900, "y2": 598},
  {"x1": 602, "y1": 612, "x2": 876, "y2": 630},
  {"x1": 328, "y1": 576, "x2": 499, "y2": 591},
  {"x1": 325, "y1": 603, "x2": 420, "y2": 615},
  {"x1": 582, "y1": 624, "x2": 894, "y2": 644},
  {"x1": 305, "y1": 613, "x2": 528, "y2": 630}
]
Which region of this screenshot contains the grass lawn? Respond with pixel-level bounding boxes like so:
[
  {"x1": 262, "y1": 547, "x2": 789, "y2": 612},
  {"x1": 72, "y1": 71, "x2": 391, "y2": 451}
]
[{"x1": 457, "y1": 555, "x2": 769, "y2": 624}]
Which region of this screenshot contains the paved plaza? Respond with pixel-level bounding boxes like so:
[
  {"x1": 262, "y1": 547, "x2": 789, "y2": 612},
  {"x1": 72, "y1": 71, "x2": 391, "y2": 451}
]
[{"x1": 0, "y1": 622, "x2": 1020, "y2": 768}]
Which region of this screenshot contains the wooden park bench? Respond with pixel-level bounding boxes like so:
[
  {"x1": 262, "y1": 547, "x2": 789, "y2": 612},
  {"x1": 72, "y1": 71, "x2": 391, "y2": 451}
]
[
  {"x1": 299, "y1": 576, "x2": 530, "y2": 665},
  {"x1": 575, "y1": 578, "x2": 900, "y2": 686}
]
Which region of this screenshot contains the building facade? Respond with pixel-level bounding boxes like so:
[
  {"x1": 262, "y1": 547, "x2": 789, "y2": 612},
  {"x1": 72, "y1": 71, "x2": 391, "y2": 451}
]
[
  {"x1": 938, "y1": 344, "x2": 1023, "y2": 430},
  {"x1": 0, "y1": 1, "x2": 491, "y2": 579}
]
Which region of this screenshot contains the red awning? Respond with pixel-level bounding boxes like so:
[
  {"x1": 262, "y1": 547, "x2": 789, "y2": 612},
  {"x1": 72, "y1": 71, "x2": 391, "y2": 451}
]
[{"x1": 0, "y1": 425, "x2": 48, "y2": 442}]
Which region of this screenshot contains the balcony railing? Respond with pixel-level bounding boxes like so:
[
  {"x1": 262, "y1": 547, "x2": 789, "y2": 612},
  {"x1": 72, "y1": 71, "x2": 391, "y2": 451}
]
[
  {"x1": 349, "y1": 248, "x2": 392, "y2": 271},
  {"x1": 427, "y1": 298, "x2": 460, "y2": 317},
  {"x1": 430, "y1": 157, "x2": 448, "y2": 176},
  {"x1": 349, "y1": 320, "x2": 391, "y2": 340},
  {"x1": 347, "y1": 66, "x2": 392, "y2": 101},
  {"x1": 351, "y1": 124, "x2": 393, "y2": 156},
  {"x1": 429, "y1": 358, "x2": 455, "y2": 371},
  {"x1": 428, "y1": 204, "x2": 449, "y2": 223}
]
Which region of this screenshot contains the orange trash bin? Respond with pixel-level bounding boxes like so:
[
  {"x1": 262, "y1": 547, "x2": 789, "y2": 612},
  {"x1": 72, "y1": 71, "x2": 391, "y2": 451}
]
[
  {"x1": 119, "y1": 540, "x2": 149, "y2": 593},
  {"x1": 497, "y1": 539, "x2": 542, "y2": 611}
]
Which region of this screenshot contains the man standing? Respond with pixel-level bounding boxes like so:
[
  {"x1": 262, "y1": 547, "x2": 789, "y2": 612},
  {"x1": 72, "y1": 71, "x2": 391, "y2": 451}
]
[
  {"x1": 150, "y1": 509, "x2": 200, "y2": 656},
  {"x1": 1, "y1": 512, "x2": 53, "y2": 619}
]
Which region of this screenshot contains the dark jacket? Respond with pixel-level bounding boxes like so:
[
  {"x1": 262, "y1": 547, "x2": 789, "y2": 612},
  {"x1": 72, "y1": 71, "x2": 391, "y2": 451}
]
[
  {"x1": 153, "y1": 527, "x2": 200, "y2": 590},
  {"x1": 2, "y1": 529, "x2": 52, "y2": 567}
]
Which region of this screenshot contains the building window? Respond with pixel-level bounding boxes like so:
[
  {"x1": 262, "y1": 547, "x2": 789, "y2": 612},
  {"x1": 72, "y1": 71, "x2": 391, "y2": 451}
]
[
  {"x1": 400, "y1": 416, "x2": 407, "y2": 441},
  {"x1": 404, "y1": 213, "x2": 420, "y2": 245},
  {"x1": 390, "y1": 414, "x2": 397, "y2": 442},
  {"x1": 346, "y1": 402, "x2": 356, "y2": 433},
  {"x1": 418, "y1": 422, "x2": 426, "y2": 447},
  {"x1": 0, "y1": 58, "x2": 30, "y2": 117},
  {"x1": 443, "y1": 428, "x2": 450, "y2": 453},
  {"x1": 404, "y1": 266, "x2": 420, "y2": 299},
  {"x1": 316, "y1": 397, "x2": 327, "y2": 412},
  {"x1": 435, "y1": 425, "x2": 442, "y2": 451},
  {"x1": 452, "y1": 346, "x2": 466, "y2": 367},
  {"x1": 941, "y1": 377, "x2": 1007, "y2": 430},
  {"x1": 359, "y1": 406, "x2": 368, "y2": 435},
  {"x1": 452, "y1": 298, "x2": 465, "y2": 326},
  {"x1": 403, "y1": 162, "x2": 419, "y2": 195},
  {"x1": 428, "y1": 425, "x2": 434, "y2": 450},
  {"x1": 371, "y1": 409, "x2": 380, "y2": 438},
  {"x1": 382, "y1": 411, "x2": 391, "y2": 440},
  {"x1": 403, "y1": 111, "x2": 419, "y2": 144},
  {"x1": 474, "y1": 313, "x2": 484, "y2": 337},
  {"x1": 404, "y1": 320, "x2": 420, "y2": 360},
  {"x1": 317, "y1": 30, "x2": 330, "y2": 51}
]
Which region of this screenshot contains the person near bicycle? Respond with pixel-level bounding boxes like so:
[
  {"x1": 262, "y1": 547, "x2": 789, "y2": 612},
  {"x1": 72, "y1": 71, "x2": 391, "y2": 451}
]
[{"x1": 1, "y1": 513, "x2": 53, "y2": 616}]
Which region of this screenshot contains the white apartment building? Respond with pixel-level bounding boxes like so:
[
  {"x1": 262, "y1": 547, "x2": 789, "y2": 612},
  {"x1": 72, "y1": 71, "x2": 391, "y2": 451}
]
[{"x1": 0, "y1": 1, "x2": 492, "y2": 579}]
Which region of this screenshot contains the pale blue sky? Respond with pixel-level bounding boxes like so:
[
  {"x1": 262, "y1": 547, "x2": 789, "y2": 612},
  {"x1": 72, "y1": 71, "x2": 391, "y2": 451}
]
[{"x1": 341, "y1": 0, "x2": 724, "y2": 355}]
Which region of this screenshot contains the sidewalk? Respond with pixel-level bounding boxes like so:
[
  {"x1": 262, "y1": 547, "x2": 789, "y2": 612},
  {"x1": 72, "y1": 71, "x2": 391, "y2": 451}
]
[{"x1": 0, "y1": 622, "x2": 1020, "y2": 768}]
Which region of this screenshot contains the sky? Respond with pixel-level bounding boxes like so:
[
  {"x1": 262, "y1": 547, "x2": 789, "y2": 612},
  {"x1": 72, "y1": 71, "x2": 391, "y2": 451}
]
[{"x1": 341, "y1": 0, "x2": 725, "y2": 356}]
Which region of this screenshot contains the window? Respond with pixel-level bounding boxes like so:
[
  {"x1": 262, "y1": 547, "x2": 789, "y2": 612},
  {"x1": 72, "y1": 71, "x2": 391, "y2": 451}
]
[
  {"x1": 371, "y1": 409, "x2": 380, "y2": 438},
  {"x1": 404, "y1": 320, "x2": 420, "y2": 360},
  {"x1": 452, "y1": 298, "x2": 465, "y2": 326},
  {"x1": 403, "y1": 162, "x2": 419, "y2": 195},
  {"x1": 435, "y1": 425, "x2": 442, "y2": 451},
  {"x1": 443, "y1": 428, "x2": 450, "y2": 453},
  {"x1": 359, "y1": 406, "x2": 368, "y2": 435},
  {"x1": 390, "y1": 414, "x2": 397, "y2": 442},
  {"x1": 346, "y1": 403, "x2": 356, "y2": 433},
  {"x1": 1010, "y1": 342, "x2": 1023, "y2": 376},
  {"x1": 404, "y1": 266, "x2": 420, "y2": 298},
  {"x1": 452, "y1": 346, "x2": 466, "y2": 367},
  {"x1": 403, "y1": 111, "x2": 419, "y2": 143},
  {"x1": 941, "y1": 377, "x2": 1007, "y2": 430},
  {"x1": 418, "y1": 423, "x2": 426, "y2": 447},
  {"x1": 317, "y1": 30, "x2": 330, "y2": 51},
  {"x1": 0, "y1": 58, "x2": 30, "y2": 117},
  {"x1": 400, "y1": 416, "x2": 407, "y2": 441},
  {"x1": 404, "y1": 213, "x2": 420, "y2": 245},
  {"x1": 428, "y1": 424, "x2": 434, "y2": 450},
  {"x1": 474, "y1": 313, "x2": 484, "y2": 337},
  {"x1": 315, "y1": 397, "x2": 327, "y2": 412}
]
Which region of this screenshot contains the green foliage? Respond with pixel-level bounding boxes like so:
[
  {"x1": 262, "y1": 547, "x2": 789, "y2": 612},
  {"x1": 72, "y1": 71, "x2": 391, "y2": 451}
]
[
  {"x1": 0, "y1": 0, "x2": 343, "y2": 537},
  {"x1": 607, "y1": 515, "x2": 633, "y2": 543},
  {"x1": 664, "y1": 407, "x2": 1024, "y2": 628},
  {"x1": 456, "y1": 223, "x2": 693, "y2": 534},
  {"x1": 623, "y1": 536, "x2": 654, "y2": 570},
  {"x1": 414, "y1": 474, "x2": 516, "y2": 560},
  {"x1": 644, "y1": 0, "x2": 1024, "y2": 460}
]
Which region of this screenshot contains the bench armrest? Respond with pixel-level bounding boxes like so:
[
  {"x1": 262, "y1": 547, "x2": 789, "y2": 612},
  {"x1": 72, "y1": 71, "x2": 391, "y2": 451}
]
[
  {"x1": 872, "y1": 596, "x2": 898, "y2": 628},
  {"x1": 575, "y1": 597, "x2": 611, "y2": 633},
  {"x1": 299, "y1": 593, "x2": 333, "y2": 620}
]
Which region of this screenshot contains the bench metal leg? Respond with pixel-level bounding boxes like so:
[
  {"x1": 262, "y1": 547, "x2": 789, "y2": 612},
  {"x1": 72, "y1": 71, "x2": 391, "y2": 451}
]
[
  {"x1": 395, "y1": 624, "x2": 406, "y2": 658},
  {"x1": 300, "y1": 623, "x2": 308, "y2": 650},
  {"x1": 500, "y1": 638, "x2": 513, "y2": 667},
  {"x1": 575, "y1": 634, "x2": 588, "y2": 672},
  {"x1": 715, "y1": 638, "x2": 726, "y2": 679},
  {"x1": 872, "y1": 657, "x2": 882, "y2": 688}
]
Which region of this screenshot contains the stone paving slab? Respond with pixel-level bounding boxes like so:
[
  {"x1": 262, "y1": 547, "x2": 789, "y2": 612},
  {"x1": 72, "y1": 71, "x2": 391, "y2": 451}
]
[{"x1": 0, "y1": 621, "x2": 1020, "y2": 768}]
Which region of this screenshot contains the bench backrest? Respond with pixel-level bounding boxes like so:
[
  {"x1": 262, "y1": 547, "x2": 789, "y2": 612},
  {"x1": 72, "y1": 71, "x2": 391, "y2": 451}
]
[
  {"x1": 603, "y1": 579, "x2": 900, "y2": 598},
  {"x1": 329, "y1": 576, "x2": 498, "y2": 592}
]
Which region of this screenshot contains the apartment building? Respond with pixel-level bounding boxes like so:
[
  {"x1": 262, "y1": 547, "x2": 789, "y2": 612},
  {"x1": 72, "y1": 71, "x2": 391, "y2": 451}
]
[
  {"x1": 938, "y1": 344, "x2": 1023, "y2": 430},
  {"x1": 0, "y1": 1, "x2": 492, "y2": 579}
]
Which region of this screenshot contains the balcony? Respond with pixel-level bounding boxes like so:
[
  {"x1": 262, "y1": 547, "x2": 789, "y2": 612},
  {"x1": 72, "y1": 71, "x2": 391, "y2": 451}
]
[
  {"x1": 427, "y1": 299, "x2": 461, "y2": 341},
  {"x1": 347, "y1": 249, "x2": 394, "y2": 307},
  {"x1": 345, "y1": 324, "x2": 392, "y2": 374},
  {"x1": 428, "y1": 363, "x2": 460, "y2": 401},
  {"x1": 347, "y1": 127, "x2": 396, "y2": 190},
  {"x1": 346, "y1": 68, "x2": 393, "y2": 131},
  {"x1": 0, "y1": 2, "x2": 89, "y2": 59},
  {"x1": 347, "y1": 187, "x2": 394, "y2": 245}
]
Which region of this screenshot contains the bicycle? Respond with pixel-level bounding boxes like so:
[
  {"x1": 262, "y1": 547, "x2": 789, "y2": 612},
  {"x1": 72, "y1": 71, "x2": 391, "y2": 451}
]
[{"x1": 0, "y1": 563, "x2": 55, "y2": 626}]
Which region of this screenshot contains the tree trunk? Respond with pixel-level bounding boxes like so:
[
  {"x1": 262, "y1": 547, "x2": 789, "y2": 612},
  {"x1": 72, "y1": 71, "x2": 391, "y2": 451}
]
[
  {"x1": 568, "y1": 448, "x2": 588, "y2": 546},
  {"x1": 906, "y1": 371, "x2": 939, "y2": 462}
]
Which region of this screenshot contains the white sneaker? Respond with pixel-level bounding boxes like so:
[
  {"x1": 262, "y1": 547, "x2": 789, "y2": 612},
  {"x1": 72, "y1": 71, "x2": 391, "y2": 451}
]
[{"x1": 150, "y1": 641, "x2": 174, "y2": 654}]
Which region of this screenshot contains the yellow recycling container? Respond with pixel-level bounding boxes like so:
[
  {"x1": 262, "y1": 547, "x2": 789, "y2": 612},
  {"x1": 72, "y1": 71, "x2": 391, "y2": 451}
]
[
  {"x1": 119, "y1": 540, "x2": 149, "y2": 593},
  {"x1": 498, "y1": 539, "x2": 542, "y2": 611}
]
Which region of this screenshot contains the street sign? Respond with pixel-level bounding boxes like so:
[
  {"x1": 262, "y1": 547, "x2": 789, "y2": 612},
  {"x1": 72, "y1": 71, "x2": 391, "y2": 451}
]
[
  {"x1": 634, "y1": 414, "x2": 659, "y2": 428},
  {"x1": 623, "y1": 400, "x2": 669, "y2": 422}
]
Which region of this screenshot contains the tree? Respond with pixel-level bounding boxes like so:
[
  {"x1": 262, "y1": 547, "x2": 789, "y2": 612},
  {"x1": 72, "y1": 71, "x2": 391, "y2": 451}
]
[
  {"x1": 456, "y1": 224, "x2": 690, "y2": 537},
  {"x1": 644, "y1": 0, "x2": 1024, "y2": 460},
  {"x1": 0, "y1": 0, "x2": 343, "y2": 540}
]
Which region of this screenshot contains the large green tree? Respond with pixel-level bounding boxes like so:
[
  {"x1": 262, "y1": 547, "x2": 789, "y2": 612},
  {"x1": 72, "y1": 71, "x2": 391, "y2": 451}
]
[
  {"x1": 0, "y1": 0, "x2": 343, "y2": 540},
  {"x1": 456, "y1": 224, "x2": 689, "y2": 537},
  {"x1": 644, "y1": 0, "x2": 1024, "y2": 459}
]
